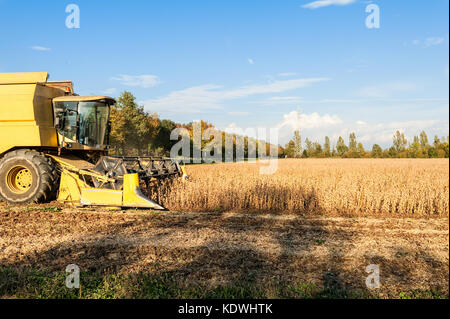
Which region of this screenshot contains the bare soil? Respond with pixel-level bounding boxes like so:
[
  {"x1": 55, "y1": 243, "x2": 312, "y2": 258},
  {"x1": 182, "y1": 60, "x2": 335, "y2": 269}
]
[{"x1": 0, "y1": 202, "x2": 448, "y2": 297}]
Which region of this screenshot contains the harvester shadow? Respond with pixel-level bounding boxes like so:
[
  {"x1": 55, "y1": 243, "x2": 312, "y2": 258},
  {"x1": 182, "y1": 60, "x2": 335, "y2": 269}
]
[
  {"x1": 0, "y1": 187, "x2": 352, "y2": 298},
  {"x1": 149, "y1": 185, "x2": 355, "y2": 298},
  {"x1": 1, "y1": 187, "x2": 443, "y2": 298}
]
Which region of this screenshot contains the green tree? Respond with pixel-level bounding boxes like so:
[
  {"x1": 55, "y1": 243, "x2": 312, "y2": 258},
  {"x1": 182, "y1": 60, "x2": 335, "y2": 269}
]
[
  {"x1": 371, "y1": 144, "x2": 383, "y2": 158},
  {"x1": 284, "y1": 140, "x2": 296, "y2": 158},
  {"x1": 313, "y1": 142, "x2": 323, "y2": 157},
  {"x1": 419, "y1": 131, "x2": 429, "y2": 148},
  {"x1": 305, "y1": 138, "x2": 314, "y2": 157},
  {"x1": 153, "y1": 119, "x2": 177, "y2": 156},
  {"x1": 109, "y1": 105, "x2": 126, "y2": 155},
  {"x1": 293, "y1": 130, "x2": 302, "y2": 158},
  {"x1": 324, "y1": 136, "x2": 331, "y2": 157},
  {"x1": 114, "y1": 91, "x2": 159, "y2": 156},
  {"x1": 407, "y1": 136, "x2": 422, "y2": 158},
  {"x1": 357, "y1": 143, "x2": 366, "y2": 157},
  {"x1": 433, "y1": 135, "x2": 441, "y2": 148},
  {"x1": 336, "y1": 136, "x2": 348, "y2": 157},
  {"x1": 393, "y1": 130, "x2": 407, "y2": 153},
  {"x1": 349, "y1": 132, "x2": 357, "y2": 151}
]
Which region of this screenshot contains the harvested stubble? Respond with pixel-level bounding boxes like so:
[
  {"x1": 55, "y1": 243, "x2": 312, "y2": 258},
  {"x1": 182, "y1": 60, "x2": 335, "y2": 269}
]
[{"x1": 155, "y1": 159, "x2": 449, "y2": 217}]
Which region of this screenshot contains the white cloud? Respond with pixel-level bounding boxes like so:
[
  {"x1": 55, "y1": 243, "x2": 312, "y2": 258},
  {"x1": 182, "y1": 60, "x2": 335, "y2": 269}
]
[
  {"x1": 424, "y1": 37, "x2": 445, "y2": 47},
  {"x1": 248, "y1": 58, "x2": 254, "y2": 65},
  {"x1": 142, "y1": 77, "x2": 329, "y2": 114},
  {"x1": 274, "y1": 110, "x2": 447, "y2": 147},
  {"x1": 110, "y1": 74, "x2": 161, "y2": 88},
  {"x1": 31, "y1": 46, "x2": 51, "y2": 51},
  {"x1": 302, "y1": 0, "x2": 356, "y2": 9},
  {"x1": 276, "y1": 110, "x2": 342, "y2": 132},
  {"x1": 357, "y1": 82, "x2": 416, "y2": 98},
  {"x1": 412, "y1": 37, "x2": 445, "y2": 48},
  {"x1": 278, "y1": 72, "x2": 298, "y2": 77}
]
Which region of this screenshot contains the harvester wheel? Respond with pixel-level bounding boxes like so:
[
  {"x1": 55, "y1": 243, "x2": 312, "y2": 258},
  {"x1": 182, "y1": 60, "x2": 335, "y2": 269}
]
[{"x1": 0, "y1": 149, "x2": 59, "y2": 204}]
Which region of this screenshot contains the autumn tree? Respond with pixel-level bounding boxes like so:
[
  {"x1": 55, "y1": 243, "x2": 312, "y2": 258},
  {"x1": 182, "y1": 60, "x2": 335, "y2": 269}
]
[
  {"x1": 324, "y1": 136, "x2": 331, "y2": 157},
  {"x1": 419, "y1": 131, "x2": 429, "y2": 148},
  {"x1": 349, "y1": 132, "x2": 357, "y2": 151},
  {"x1": 110, "y1": 91, "x2": 160, "y2": 156},
  {"x1": 336, "y1": 136, "x2": 348, "y2": 156},
  {"x1": 304, "y1": 138, "x2": 314, "y2": 157},
  {"x1": 393, "y1": 130, "x2": 407, "y2": 153},
  {"x1": 293, "y1": 130, "x2": 302, "y2": 158},
  {"x1": 371, "y1": 144, "x2": 383, "y2": 158}
]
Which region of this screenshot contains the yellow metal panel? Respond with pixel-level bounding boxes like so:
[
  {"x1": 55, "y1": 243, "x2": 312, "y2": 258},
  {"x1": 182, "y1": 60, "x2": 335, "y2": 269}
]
[
  {"x1": 53, "y1": 96, "x2": 116, "y2": 103},
  {"x1": 57, "y1": 170, "x2": 83, "y2": 205},
  {"x1": 122, "y1": 173, "x2": 164, "y2": 209},
  {"x1": 0, "y1": 73, "x2": 66, "y2": 155},
  {"x1": 39, "y1": 126, "x2": 58, "y2": 147},
  {"x1": 0, "y1": 84, "x2": 37, "y2": 122},
  {"x1": 80, "y1": 188, "x2": 123, "y2": 206},
  {"x1": 0, "y1": 125, "x2": 42, "y2": 155},
  {"x1": 0, "y1": 72, "x2": 48, "y2": 84}
]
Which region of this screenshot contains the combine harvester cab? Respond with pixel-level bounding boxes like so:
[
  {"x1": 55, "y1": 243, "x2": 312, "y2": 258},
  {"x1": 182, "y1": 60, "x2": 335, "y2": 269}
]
[{"x1": 0, "y1": 72, "x2": 185, "y2": 209}]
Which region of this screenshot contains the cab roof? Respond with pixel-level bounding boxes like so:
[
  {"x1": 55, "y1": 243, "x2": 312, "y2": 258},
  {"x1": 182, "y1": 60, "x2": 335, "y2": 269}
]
[{"x1": 53, "y1": 96, "x2": 116, "y2": 104}]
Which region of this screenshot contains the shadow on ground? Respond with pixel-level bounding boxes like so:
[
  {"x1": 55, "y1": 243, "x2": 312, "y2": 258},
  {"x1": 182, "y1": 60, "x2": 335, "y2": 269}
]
[{"x1": 0, "y1": 187, "x2": 448, "y2": 299}]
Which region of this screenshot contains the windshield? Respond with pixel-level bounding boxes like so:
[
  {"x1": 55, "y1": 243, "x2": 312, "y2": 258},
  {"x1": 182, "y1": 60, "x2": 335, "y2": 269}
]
[
  {"x1": 54, "y1": 100, "x2": 111, "y2": 148},
  {"x1": 78, "y1": 101, "x2": 110, "y2": 147}
]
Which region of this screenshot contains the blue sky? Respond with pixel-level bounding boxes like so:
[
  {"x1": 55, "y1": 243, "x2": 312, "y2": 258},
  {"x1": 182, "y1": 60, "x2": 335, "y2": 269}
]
[{"x1": 0, "y1": 0, "x2": 448, "y2": 147}]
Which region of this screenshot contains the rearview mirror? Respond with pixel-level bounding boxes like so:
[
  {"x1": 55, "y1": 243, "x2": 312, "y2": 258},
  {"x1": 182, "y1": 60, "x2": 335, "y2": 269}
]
[{"x1": 54, "y1": 111, "x2": 66, "y2": 130}]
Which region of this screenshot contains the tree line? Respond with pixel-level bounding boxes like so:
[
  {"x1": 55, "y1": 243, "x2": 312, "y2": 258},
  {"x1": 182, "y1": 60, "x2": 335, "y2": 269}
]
[
  {"x1": 283, "y1": 130, "x2": 450, "y2": 158},
  {"x1": 108, "y1": 91, "x2": 449, "y2": 159},
  {"x1": 108, "y1": 91, "x2": 279, "y2": 159}
]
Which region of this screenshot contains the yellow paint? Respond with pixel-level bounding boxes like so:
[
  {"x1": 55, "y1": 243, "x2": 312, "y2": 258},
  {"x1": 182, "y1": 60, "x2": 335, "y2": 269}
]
[
  {"x1": 54, "y1": 155, "x2": 163, "y2": 209},
  {"x1": 0, "y1": 72, "x2": 108, "y2": 156},
  {"x1": 5, "y1": 165, "x2": 32, "y2": 193},
  {"x1": 0, "y1": 72, "x2": 49, "y2": 84},
  {"x1": 80, "y1": 188, "x2": 123, "y2": 206},
  {"x1": 0, "y1": 73, "x2": 62, "y2": 155},
  {"x1": 57, "y1": 169, "x2": 84, "y2": 205},
  {"x1": 122, "y1": 174, "x2": 164, "y2": 209},
  {"x1": 53, "y1": 96, "x2": 115, "y2": 102},
  {"x1": 0, "y1": 72, "x2": 165, "y2": 209}
]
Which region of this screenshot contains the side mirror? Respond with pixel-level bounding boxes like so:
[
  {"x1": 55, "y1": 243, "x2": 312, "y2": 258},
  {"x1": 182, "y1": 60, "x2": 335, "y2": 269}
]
[{"x1": 55, "y1": 111, "x2": 66, "y2": 130}]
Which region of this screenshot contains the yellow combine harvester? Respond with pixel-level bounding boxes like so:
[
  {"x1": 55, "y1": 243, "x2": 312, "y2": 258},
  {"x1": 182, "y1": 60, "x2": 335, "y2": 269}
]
[{"x1": 0, "y1": 72, "x2": 184, "y2": 209}]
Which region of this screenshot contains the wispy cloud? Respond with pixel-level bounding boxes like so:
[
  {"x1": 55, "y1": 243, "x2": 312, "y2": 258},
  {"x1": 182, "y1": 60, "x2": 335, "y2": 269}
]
[
  {"x1": 142, "y1": 77, "x2": 329, "y2": 114},
  {"x1": 424, "y1": 37, "x2": 445, "y2": 47},
  {"x1": 357, "y1": 82, "x2": 416, "y2": 98},
  {"x1": 248, "y1": 58, "x2": 254, "y2": 65},
  {"x1": 31, "y1": 46, "x2": 51, "y2": 51},
  {"x1": 412, "y1": 37, "x2": 445, "y2": 48},
  {"x1": 278, "y1": 72, "x2": 298, "y2": 77},
  {"x1": 110, "y1": 74, "x2": 161, "y2": 88},
  {"x1": 302, "y1": 0, "x2": 356, "y2": 9}
]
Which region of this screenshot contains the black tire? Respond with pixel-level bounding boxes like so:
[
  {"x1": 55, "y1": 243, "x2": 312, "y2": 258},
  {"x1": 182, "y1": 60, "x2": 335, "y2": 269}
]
[{"x1": 0, "y1": 149, "x2": 60, "y2": 204}]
